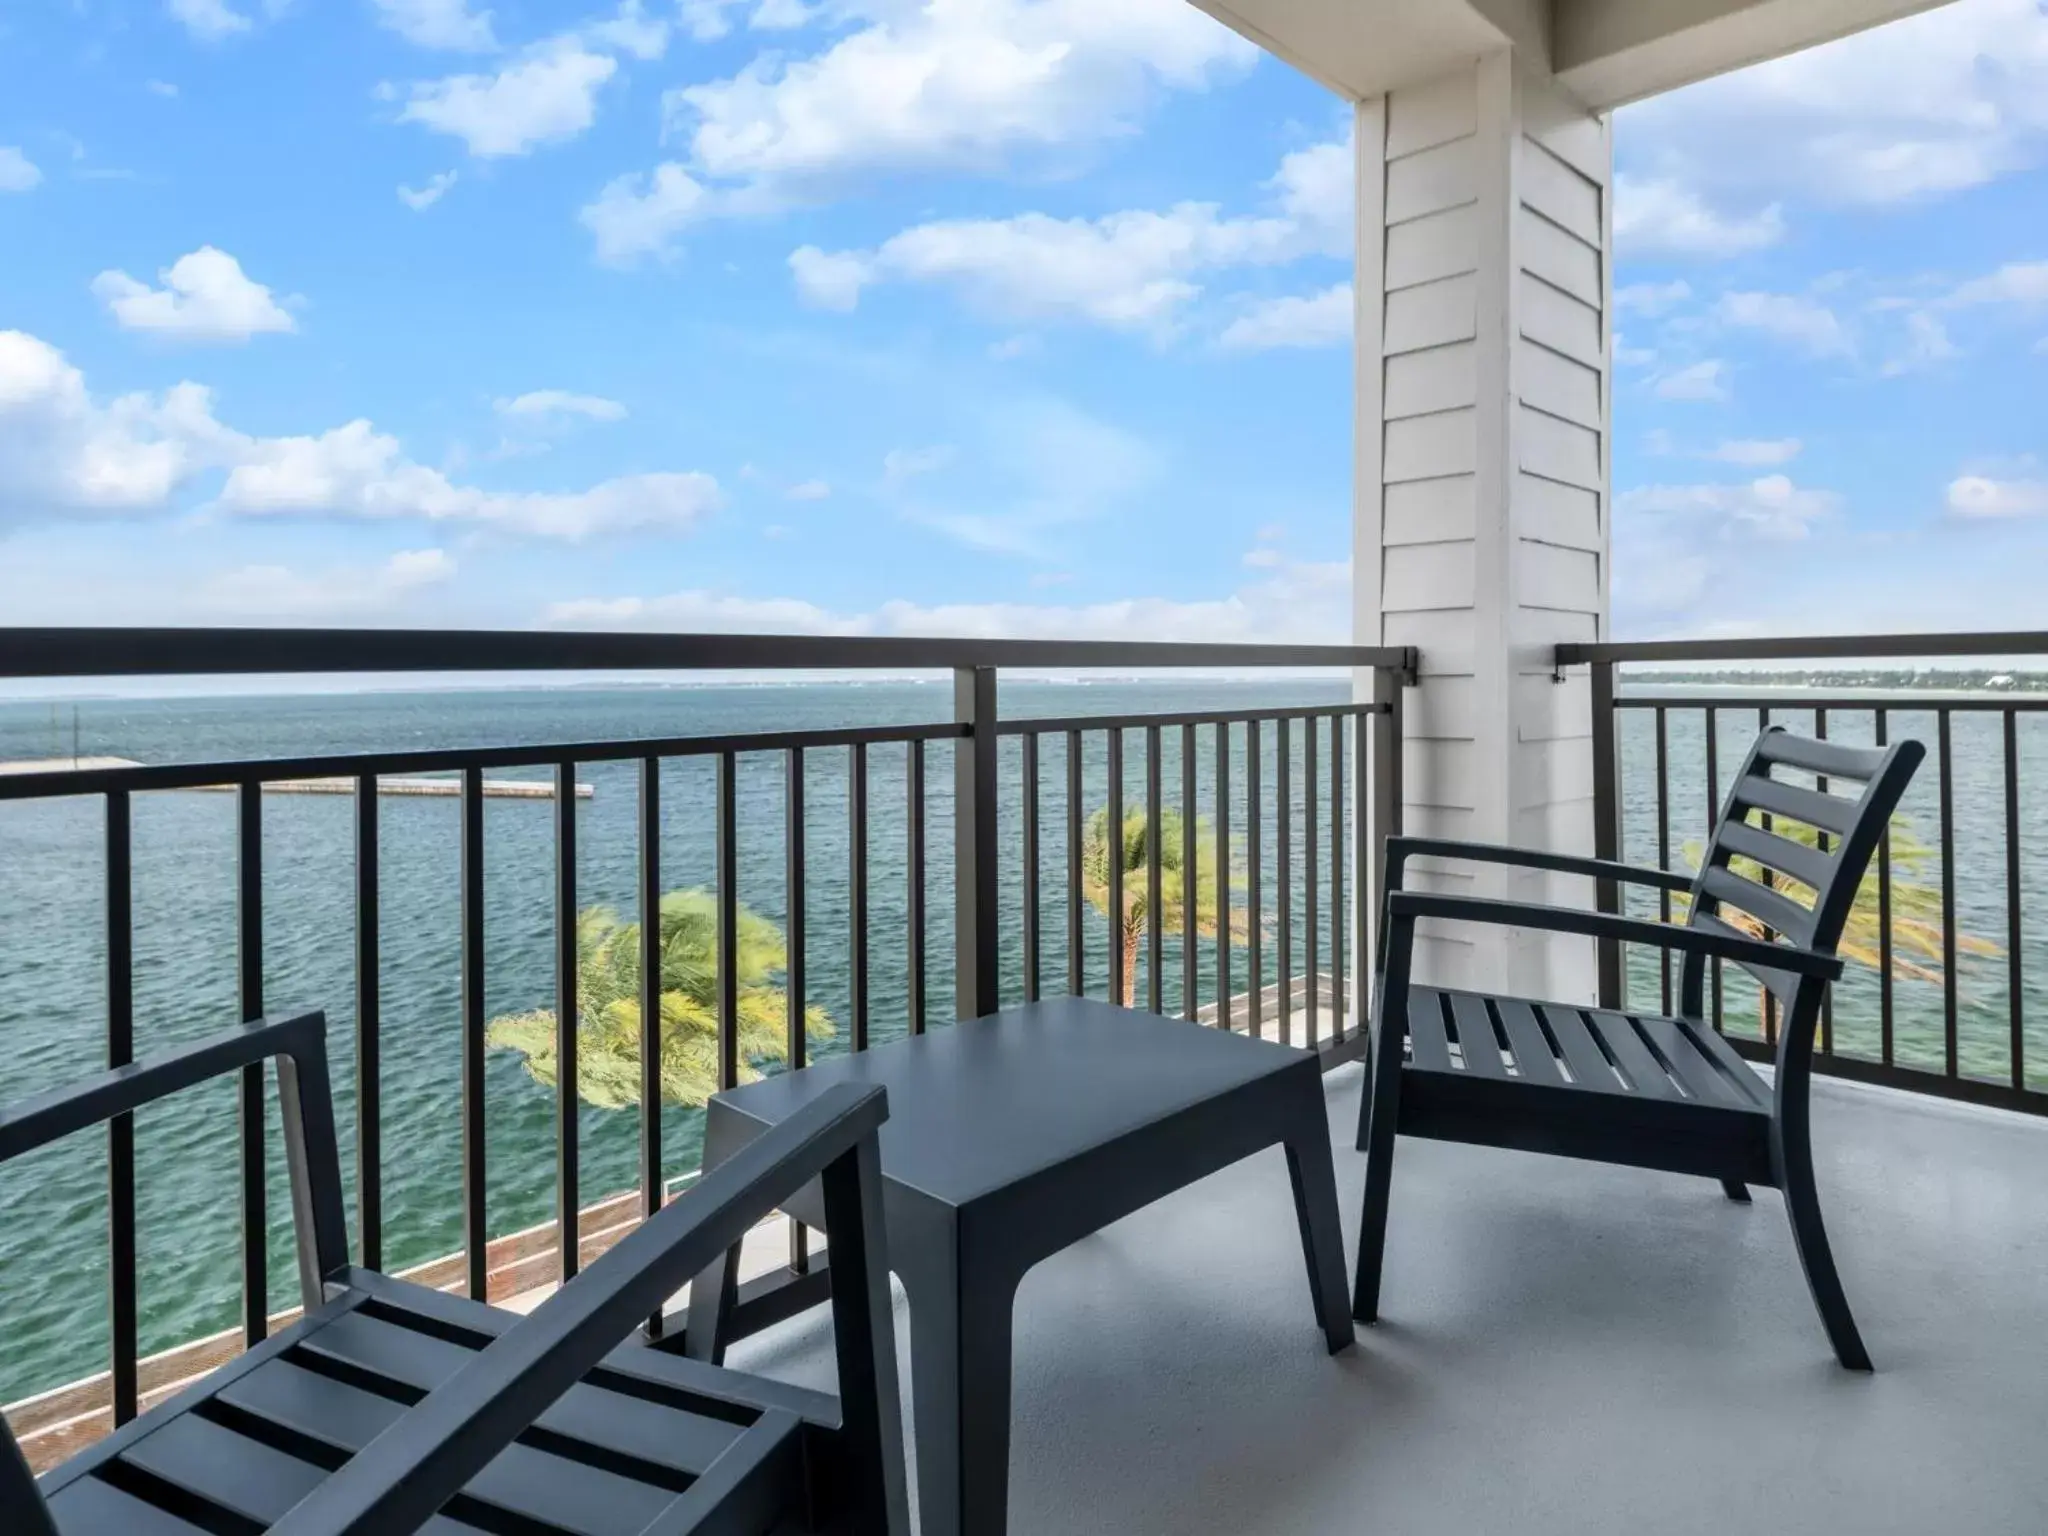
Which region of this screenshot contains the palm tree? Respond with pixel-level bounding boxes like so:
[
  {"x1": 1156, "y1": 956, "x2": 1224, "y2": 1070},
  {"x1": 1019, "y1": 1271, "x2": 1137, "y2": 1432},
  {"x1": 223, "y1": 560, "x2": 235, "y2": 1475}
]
[
  {"x1": 1675, "y1": 814, "x2": 1999, "y2": 1040},
  {"x1": 1080, "y1": 805, "x2": 1238, "y2": 1008},
  {"x1": 488, "y1": 889, "x2": 830, "y2": 1110}
]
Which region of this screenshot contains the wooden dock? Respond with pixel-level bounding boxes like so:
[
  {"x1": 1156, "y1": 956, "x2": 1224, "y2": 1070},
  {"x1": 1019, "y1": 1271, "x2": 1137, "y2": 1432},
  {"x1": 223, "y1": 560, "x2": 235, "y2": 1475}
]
[{"x1": 0, "y1": 758, "x2": 592, "y2": 798}]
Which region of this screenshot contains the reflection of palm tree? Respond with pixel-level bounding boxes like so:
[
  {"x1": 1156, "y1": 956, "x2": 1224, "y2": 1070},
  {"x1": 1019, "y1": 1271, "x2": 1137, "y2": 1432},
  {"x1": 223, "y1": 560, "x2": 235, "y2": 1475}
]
[
  {"x1": 488, "y1": 889, "x2": 829, "y2": 1109},
  {"x1": 1677, "y1": 815, "x2": 1999, "y2": 1039},
  {"x1": 1081, "y1": 806, "x2": 1238, "y2": 1008}
]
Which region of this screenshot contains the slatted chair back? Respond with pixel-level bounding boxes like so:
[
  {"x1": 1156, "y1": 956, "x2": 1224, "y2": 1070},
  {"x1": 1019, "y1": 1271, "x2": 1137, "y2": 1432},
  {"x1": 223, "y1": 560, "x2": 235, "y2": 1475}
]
[{"x1": 1679, "y1": 726, "x2": 1925, "y2": 1043}]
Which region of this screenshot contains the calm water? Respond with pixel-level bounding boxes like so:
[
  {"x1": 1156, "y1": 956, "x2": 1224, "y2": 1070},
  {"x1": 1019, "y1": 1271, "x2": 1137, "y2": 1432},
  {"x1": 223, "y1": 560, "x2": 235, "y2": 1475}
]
[
  {"x1": 0, "y1": 679, "x2": 1351, "y2": 1401},
  {"x1": 2, "y1": 680, "x2": 2042, "y2": 1402}
]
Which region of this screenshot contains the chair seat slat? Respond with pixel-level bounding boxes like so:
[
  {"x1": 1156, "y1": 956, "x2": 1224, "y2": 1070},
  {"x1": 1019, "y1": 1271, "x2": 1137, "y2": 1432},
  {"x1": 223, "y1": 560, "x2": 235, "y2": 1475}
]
[
  {"x1": 1537, "y1": 1005, "x2": 1627, "y2": 1094},
  {"x1": 1671, "y1": 1017, "x2": 1772, "y2": 1109},
  {"x1": 1583, "y1": 1011, "x2": 1684, "y2": 1100},
  {"x1": 1446, "y1": 992, "x2": 1507, "y2": 1077},
  {"x1": 48, "y1": 1475, "x2": 208, "y2": 1536},
  {"x1": 1405, "y1": 989, "x2": 1454, "y2": 1071},
  {"x1": 1630, "y1": 1015, "x2": 1752, "y2": 1108},
  {"x1": 1492, "y1": 1000, "x2": 1566, "y2": 1086},
  {"x1": 118, "y1": 1412, "x2": 324, "y2": 1528}
]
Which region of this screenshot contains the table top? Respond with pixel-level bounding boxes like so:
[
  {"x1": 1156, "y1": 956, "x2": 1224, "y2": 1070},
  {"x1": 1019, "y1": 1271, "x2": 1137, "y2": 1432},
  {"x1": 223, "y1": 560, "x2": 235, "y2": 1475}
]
[{"x1": 708, "y1": 998, "x2": 1312, "y2": 1208}]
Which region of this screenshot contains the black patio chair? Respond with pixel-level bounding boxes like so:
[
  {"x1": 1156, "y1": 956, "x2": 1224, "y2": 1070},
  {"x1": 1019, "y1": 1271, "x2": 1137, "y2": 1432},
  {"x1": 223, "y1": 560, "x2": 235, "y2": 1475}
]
[
  {"x1": 1353, "y1": 725, "x2": 1924, "y2": 1370},
  {"x1": 1, "y1": 1009, "x2": 909, "y2": 1535}
]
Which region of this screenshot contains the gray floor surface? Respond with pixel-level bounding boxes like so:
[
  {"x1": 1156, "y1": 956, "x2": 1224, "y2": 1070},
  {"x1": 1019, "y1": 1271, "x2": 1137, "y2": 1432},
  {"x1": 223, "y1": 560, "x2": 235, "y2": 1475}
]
[{"x1": 728, "y1": 1062, "x2": 2048, "y2": 1535}]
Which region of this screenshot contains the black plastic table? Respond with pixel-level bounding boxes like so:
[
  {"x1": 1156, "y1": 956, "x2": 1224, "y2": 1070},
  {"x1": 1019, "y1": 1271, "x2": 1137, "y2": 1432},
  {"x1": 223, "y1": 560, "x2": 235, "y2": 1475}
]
[{"x1": 682, "y1": 998, "x2": 1354, "y2": 1536}]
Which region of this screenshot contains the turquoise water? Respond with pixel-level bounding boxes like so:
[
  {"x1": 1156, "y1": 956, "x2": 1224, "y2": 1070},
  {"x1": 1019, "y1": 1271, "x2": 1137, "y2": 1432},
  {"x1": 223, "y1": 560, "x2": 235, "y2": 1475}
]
[{"x1": 0, "y1": 679, "x2": 1351, "y2": 1401}]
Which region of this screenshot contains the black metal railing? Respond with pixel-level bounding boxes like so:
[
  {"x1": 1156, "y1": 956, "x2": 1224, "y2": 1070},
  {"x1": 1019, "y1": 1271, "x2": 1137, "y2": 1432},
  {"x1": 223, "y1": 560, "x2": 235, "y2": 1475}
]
[
  {"x1": 0, "y1": 627, "x2": 1410, "y2": 1451},
  {"x1": 1563, "y1": 630, "x2": 2048, "y2": 1117}
]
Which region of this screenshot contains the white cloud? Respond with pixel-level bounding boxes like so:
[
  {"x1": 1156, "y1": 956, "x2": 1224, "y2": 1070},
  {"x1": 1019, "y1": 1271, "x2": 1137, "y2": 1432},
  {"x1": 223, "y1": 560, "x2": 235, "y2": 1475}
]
[
  {"x1": 584, "y1": 0, "x2": 670, "y2": 60},
  {"x1": 1613, "y1": 176, "x2": 1783, "y2": 258},
  {"x1": 1947, "y1": 475, "x2": 2048, "y2": 519},
  {"x1": 667, "y1": 0, "x2": 1252, "y2": 201},
  {"x1": 0, "y1": 328, "x2": 719, "y2": 540},
  {"x1": 167, "y1": 0, "x2": 250, "y2": 40},
  {"x1": 1615, "y1": 279, "x2": 1691, "y2": 316},
  {"x1": 0, "y1": 147, "x2": 40, "y2": 192},
  {"x1": 397, "y1": 170, "x2": 458, "y2": 210},
  {"x1": 1947, "y1": 261, "x2": 2048, "y2": 308},
  {"x1": 1218, "y1": 284, "x2": 1352, "y2": 351},
  {"x1": 1710, "y1": 438, "x2": 1801, "y2": 466},
  {"x1": 1717, "y1": 290, "x2": 1852, "y2": 355},
  {"x1": 1880, "y1": 310, "x2": 1959, "y2": 375},
  {"x1": 545, "y1": 546, "x2": 1355, "y2": 644},
  {"x1": 1618, "y1": 0, "x2": 2048, "y2": 219},
  {"x1": 372, "y1": 0, "x2": 496, "y2": 51},
  {"x1": 91, "y1": 247, "x2": 296, "y2": 342},
  {"x1": 1653, "y1": 359, "x2": 1729, "y2": 401},
  {"x1": 494, "y1": 389, "x2": 627, "y2": 421},
  {"x1": 786, "y1": 478, "x2": 830, "y2": 500},
  {"x1": 1620, "y1": 474, "x2": 1836, "y2": 540},
  {"x1": 881, "y1": 445, "x2": 953, "y2": 486},
  {"x1": 204, "y1": 548, "x2": 458, "y2": 619},
  {"x1": 1613, "y1": 330, "x2": 1657, "y2": 368},
  {"x1": 580, "y1": 163, "x2": 711, "y2": 264},
  {"x1": 394, "y1": 39, "x2": 617, "y2": 157},
  {"x1": 787, "y1": 132, "x2": 1350, "y2": 333},
  {"x1": 147, "y1": 80, "x2": 181, "y2": 98}
]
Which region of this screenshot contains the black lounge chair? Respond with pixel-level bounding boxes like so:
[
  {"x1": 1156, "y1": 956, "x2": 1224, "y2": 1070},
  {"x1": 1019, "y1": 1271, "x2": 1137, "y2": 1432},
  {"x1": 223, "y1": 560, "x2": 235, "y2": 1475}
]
[
  {"x1": 1353, "y1": 725, "x2": 1924, "y2": 1369},
  {"x1": 2, "y1": 1010, "x2": 909, "y2": 1535}
]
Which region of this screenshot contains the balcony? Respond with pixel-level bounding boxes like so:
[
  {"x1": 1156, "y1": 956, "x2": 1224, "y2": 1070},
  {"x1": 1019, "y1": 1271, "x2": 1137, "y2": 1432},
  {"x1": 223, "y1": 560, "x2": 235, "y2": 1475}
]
[{"x1": 5, "y1": 625, "x2": 2048, "y2": 1533}]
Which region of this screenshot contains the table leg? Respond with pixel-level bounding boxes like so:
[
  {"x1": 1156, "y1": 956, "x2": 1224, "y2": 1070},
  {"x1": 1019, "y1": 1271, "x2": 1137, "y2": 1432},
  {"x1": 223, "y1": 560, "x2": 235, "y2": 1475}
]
[
  {"x1": 900, "y1": 1247, "x2": 1018, "y2": 1536},
  {"x1": 1282, "y1": 1080, "x2": 1356, "y2": 1355},
  {"x1": 681, "y1": 1112, "x2": 745, "y2": 1367}
]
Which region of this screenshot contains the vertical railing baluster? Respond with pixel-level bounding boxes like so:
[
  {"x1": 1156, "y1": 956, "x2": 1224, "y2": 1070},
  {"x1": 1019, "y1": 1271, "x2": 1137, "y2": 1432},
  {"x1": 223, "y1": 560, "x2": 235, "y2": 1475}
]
[
  {"x1": 1876, "y1": 709, "x2": 1893, "y2": 1066},
  {"x1": 1108, "y1": 728, "x2": 1125, "y2": 1007},
  {"x1": 640, "y1": 756, "x2": 665, "y2": 1333},
  {"x1": 954, "y1": 667, "x2": 1000, "y2": 1019},
  {"x1": 237, "y1": 780, "x2": 267, "y2": 1344},
  {"x1": 1067, "y1": 730, "x2": 1083, "y2": 997},
  {"x1": 784, "y1": 747, "x2": 808, "y2": 1277},
  {"x1": 461, "y1": 765, "x2": 486, "y2": 1300},
  {"x1": 1590, "y1": 659, "x2": 1624, "y2": 1010},
  {"x1": 1146, "y1": 723, "x2": 1163, "y2": 1015},
  {"x1": 1247, "y1": 719, "x2": 1262, "y2": 1041},
  {"x1": 908, "y1": 739, "x2": 927, "y2": 1035},
  {"x1": 1814, "y1": 708, "x2": 1833, "y2": 1057},
  {"x1": 1181, "y1": 723, "x2": 1198, "y2": 1021},
  {"x1": 1704, "y1": 709, "x2": 1723, "y2": 1036},
  {"x1": 1330, "y1": 713, "x2": 1344, "y2": 1045},
  {"x1": 1356, "y1": 705, "x2": 1374, "y2": 1034},
  {"x1": 1278, "y1": 718, "x2": 1292, "y2": 1046},
  {"x1": 1305, "y1": 715, "x2": 1319, "y2": 1044},
  {"x1": 717, "y1": 751, "x2": 740, "y2": 1091},
  {"x1": 354, "y1": 775, "x2": 381, "y2": 1273},
  {"x1": 1654, "y1": 706, "x2": 1671, "y2": 1016},
  {"x1": 1215, "y1": 723, "x2": 1231, "y2": 1027},
  {"x1": 106, "y1": 790, "x2": 137, "y2": 1426},
  {"x1": 1938, "y1": 709, "x2": 1957, "y2": 1080},
  {"x1": 1757, "y1": 706, "x2": 1776, "y2": 1045},
  {"x1": 1370, "y1": 665, "x2": 1404, "y2": 997},
  {"x1": 555, "y1": 761, "x2": 580, "y2": 1283},
  {"x1": 1023, "y1": 733, "x2": 1040, "y2": 1004},
  {"x1": 2006, "y1": 711, "x2": 2025, "y2": 1091},
  {"x1": 850, "y1": 742, "x2": 869, "y2": 1051}
]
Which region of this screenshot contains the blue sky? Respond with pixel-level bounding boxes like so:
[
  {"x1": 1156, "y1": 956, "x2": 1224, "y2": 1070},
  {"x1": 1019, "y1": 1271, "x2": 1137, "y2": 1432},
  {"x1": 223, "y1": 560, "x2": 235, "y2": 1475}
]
[{"x1": 0, "y1": 0, "x2": 2044, "y2": 645}]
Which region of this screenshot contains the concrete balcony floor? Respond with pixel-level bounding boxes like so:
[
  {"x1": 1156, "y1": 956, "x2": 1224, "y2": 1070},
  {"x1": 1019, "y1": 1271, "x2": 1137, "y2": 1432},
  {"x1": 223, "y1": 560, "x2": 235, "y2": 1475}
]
[{"x1": 727, "y1": 1062, "x2": 2048, "y2": 1535}]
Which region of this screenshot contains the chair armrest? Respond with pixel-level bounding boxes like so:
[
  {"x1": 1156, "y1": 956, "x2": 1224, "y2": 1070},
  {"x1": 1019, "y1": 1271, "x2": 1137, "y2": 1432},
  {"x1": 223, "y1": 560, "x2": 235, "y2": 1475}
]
[
  {"x1": 1385, "y1": 836, "x2": 1693, "y2": 895},
  {"x1": 268, "y1": 1081, "x2": 891, "y2": 1536},
  {"x1": 1387, "y1": 891, "x2": 1843, "y2": 982}
]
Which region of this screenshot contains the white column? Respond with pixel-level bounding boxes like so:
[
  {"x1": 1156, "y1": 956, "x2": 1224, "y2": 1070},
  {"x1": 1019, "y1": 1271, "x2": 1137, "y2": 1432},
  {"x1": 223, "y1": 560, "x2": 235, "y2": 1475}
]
[{"x1": 1354, "y1": 51, "x2": 1611, "y2": 1003}]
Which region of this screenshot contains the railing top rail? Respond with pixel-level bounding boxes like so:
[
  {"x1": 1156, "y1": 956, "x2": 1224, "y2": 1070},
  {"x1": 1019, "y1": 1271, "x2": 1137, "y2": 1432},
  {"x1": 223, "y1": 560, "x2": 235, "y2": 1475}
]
[
  {"x1": 1558, "y1": 631, "x2": 2048, "y2": 666},
  {"x1": 0, "y1": 628, "x2": 1411, "y2": 680},
  {"x1": 1617, "y1": 691, "x2": 2048, "y2": 711}
]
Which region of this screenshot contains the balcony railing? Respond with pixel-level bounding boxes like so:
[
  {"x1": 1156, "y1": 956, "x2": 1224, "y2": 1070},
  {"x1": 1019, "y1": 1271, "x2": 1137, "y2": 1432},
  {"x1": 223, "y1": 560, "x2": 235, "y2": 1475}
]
[
  {"x1": 1565, "y1": 629, "x2": 2048, "y2": 1118},
  {"x1": 0, "y1": 627, "x2": 1412, "y2": 1464}
]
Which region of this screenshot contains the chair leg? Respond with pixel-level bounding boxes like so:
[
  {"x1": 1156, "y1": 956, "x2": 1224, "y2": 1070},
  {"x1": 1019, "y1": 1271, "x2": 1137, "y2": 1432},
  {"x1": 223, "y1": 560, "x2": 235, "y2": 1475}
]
[
  {"x1": 1720, "y1": 1179, "x2": 1752, "y2": 1203},
  {"x1": 1776, "y1": 1119, "x2": 1872, "y2": 1371},
  {"x1": 1351, "y1": 1025, "x2": 1402, "y2": 1324}
]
